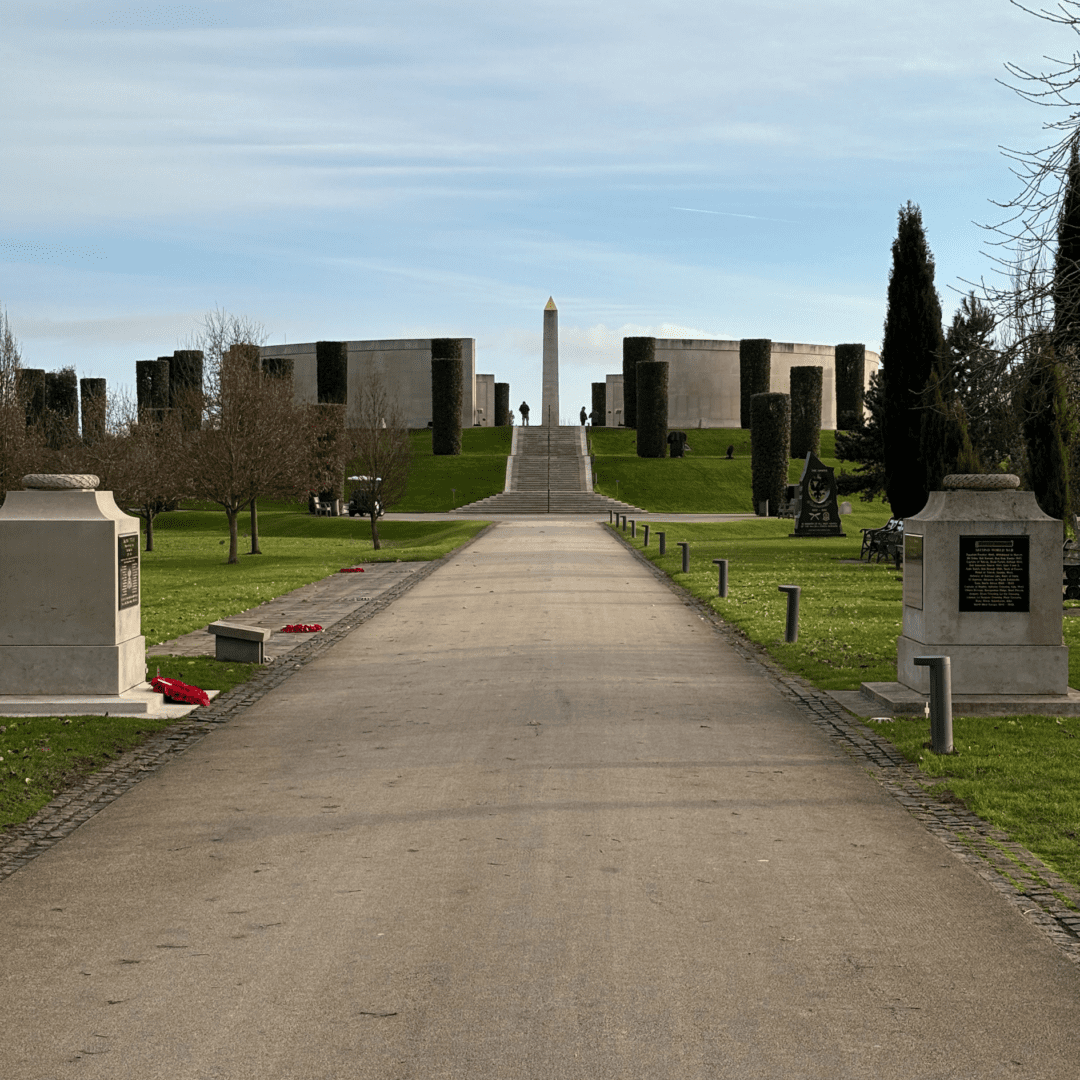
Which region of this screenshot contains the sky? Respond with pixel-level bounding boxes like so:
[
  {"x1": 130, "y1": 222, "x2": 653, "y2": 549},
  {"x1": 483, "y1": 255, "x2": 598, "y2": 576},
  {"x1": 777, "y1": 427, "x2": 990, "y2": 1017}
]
[{"x1": 0, "y1": 0, "x2": 1076, "y2": 424}]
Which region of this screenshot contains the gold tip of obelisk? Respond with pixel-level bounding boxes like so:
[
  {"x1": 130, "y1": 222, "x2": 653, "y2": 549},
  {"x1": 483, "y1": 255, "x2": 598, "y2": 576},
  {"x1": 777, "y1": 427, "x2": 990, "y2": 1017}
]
[{"x1": 545, "y1": 297, "x2": 557, "y2": 311}]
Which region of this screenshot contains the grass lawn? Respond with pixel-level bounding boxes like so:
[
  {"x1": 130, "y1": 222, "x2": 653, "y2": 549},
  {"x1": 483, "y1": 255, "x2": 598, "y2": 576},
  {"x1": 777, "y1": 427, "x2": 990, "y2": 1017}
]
[
  {"x1": 0, "y1": 656, "x2": 258, "y2": 830},
  {"x1": 618, "y1": 508, "x2": 1080, "y2": 891},
  {"x1": 388, "y1": 426, "x2": 512, "y2": 511},
  {"x1": 143, "y1": 511, "x2": 487, "y2": 645},
  {"x1": 589, "y1": 427, "x2": 842, "y2": 513}
]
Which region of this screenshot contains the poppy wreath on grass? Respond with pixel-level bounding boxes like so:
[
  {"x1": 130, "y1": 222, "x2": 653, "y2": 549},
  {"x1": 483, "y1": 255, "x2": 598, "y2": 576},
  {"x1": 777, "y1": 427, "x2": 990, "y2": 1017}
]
[
  {"x1": 339, "y1": 567, "x2": 365, "y2": 573},
  {"x1": 150, "y1": 676, "x2": 210, "y2": 708},
  {"x1": 280, "y1": 624, "x2": 323, "y2": 633}
]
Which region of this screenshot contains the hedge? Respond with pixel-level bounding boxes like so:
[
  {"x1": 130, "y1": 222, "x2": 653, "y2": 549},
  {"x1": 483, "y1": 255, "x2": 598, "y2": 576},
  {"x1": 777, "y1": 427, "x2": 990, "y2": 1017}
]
[
  {"x1": 789, "y1": 365, "x2": 822, "y2": 459},
  {"x1": 316, "y1": 341, "x2": 348, "y2": 405},
  {"x1": 636, "y1": 360, "x2": 669, "y2": 457},
  {"x1": 622, "y1": 337, "x2": 654, "y2": 429},
  {"x1": 80, "y1": 378, "x2": 107, "y2": 445},
  {"x1": 44, "y1": 368, "x2": 79, "y2": 448},
  {"x1": 591, "y1": 381, "x2": 606, "y2": 426},
  {"x1": 263, "y1": 355, "x2": 294, "y2": 380},
  {"x1": 17, "y1": 368, "x2": 45, "y2": 428},
  {"x1": 171, "y1": 349, "x2": 204, "y2": 431},
  {"x1": 431, "y1": 338, "x2": 463, "y2": 456},
  {"x1": 151, "y1": 357, "x2": 171, "y2": 419},
  {"x1": 135, "y1": 360, "x2": 156, "y2": 420},
  {"x1": 750, "y1": 392, "x2": 790, "y2": 514},
  {"x1": 740, "y1": 339, "x2": 771, "y2": 429},
  {"x1": 835, "y1": 343, "x2": 865, "y2": 430},
  {"x1": 494, "y1": 382, "x2": 510, "y2": 426}
]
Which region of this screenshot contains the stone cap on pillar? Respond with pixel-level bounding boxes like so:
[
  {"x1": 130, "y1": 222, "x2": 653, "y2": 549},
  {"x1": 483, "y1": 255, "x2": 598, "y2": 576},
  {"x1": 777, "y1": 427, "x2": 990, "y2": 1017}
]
[
  {"x1": 942, "y1": 474, "x2": 1020, "y2": 490},
  {"x1": 22, "y1": 474, "x2": 100, "y2": 490}
]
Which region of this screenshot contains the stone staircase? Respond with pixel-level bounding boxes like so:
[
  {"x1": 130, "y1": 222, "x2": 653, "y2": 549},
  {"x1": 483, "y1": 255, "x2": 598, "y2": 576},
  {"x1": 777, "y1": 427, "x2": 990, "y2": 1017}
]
[{"x1": 453, "y1": 426, "x2": 643, "y2": 515}]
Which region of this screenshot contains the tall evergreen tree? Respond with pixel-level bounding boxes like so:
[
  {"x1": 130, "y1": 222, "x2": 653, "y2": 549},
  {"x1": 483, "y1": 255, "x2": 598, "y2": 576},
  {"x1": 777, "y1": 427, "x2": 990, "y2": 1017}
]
[
  {"x1": 1054, "y1": 136, "x2": 1080, "y2": 373},
  {"x1": 835, "y1": 370, "x2": 887, "y2": 502},
  {"x1": 880, "y1": 202, "x2": 943, "y2": 518},
  {"x1": 1021, "y1": 334, "x2": 1071, "y2": 526},
  {"x1": 920, "y1": 357, "x2": 979, "y2": 492}
]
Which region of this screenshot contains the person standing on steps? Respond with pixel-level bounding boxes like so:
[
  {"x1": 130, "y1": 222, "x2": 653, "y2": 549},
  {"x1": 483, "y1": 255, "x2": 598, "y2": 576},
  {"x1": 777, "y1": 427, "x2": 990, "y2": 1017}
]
[
  {"x1": 580, "y1": 406, "x2": 588, "y2": 425},
  {"x1": 520, "y1": 401, "x2": 530, "y2": 426}
]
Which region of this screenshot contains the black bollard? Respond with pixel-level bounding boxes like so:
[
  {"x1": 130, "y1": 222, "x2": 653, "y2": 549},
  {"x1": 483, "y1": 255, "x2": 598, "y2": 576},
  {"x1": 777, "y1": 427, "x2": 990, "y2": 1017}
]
[
  {"x1": 913, "y1": 655, "x2": 954, "y2": 754},
  {"x1": 643, "y1": 523, "x2": 650, "y2": 547},
  {"x1": 630, "y1": 519, "x2": 636, "y2": 538},
  {"x1": 778, "y1": 585, "x2": 800, "y2": 643},
  {"x1": 677, "y1": 541, "x2": 689, "y2": 573},
  {"x1": 713, "y1": 558, "x2": 728, "y2": 598},
  {"x1": 621, "y1": 514, "x2": 627, "y2": 531},
  {"x1": 609, "y1": 510, "x2": 614, "y2": 524},
  {"x1": 658, "y1": 531, "x2": 666, "y2": 555}
]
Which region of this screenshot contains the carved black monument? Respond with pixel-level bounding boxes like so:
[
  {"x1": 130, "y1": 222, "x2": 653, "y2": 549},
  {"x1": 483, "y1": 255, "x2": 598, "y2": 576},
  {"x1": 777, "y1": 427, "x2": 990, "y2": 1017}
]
[{"x1": 791, "y1": 451, "x2": 844, "y2": 538}]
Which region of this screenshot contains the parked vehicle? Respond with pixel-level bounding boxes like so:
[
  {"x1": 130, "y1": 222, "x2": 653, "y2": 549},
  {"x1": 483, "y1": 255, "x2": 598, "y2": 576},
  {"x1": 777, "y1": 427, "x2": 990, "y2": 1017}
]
[{"x1": 347, "y1": 476, "x2": 384, "y2": 518}]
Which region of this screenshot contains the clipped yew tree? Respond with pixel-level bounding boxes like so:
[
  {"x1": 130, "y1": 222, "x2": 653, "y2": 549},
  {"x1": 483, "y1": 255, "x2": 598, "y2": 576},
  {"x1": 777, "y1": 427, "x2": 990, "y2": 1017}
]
[
  {"x1": 170, "y1": 349, "x2": 204, "y2": 431},
  {"x1": 834, "y1": 343, "x2": 865, "y2": 430},
  {"x1": 750, "y1": 392, "x2": 790, "y2": 514},
  {"x1": 739, "y1": 339, "x2": 771, "y2": 428},
  {"x1": 45, "y1": 367, "x2": 79, "y2": 449},
  {"x1": 431, "y1": 337, "x2": 463, "y2": 455},
  {"x1": 636, "y1": 360, "x2": 669, "y2": 457},
  {"x1": 622, "y1": 337, "x2": 654, "y2": 429},
  {"x1": 494, "y1": 382, "x2": 510, "y2": 426},
  {"x1": 591, "y1": 381, "x2": 606, "y2": 426},
  {"x1": 263, "y1": 355, "x2": 294, "y2": 380},
  {"x1": 789, "y1": 365, "x2": 822, "y2": 459},
  {"x1": 316, "y1": 341, "x2": 348, "y2": 405}
]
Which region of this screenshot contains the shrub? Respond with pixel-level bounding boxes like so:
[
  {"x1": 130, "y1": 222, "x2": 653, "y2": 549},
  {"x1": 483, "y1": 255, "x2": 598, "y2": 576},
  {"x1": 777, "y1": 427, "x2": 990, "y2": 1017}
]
[
  {"x1": 494, "y1": 382, "x2": 510, "y2": 426},
  {"x1": 739, "y1": 339, "x2": 771, "y2": 428},
  {"x1": 834, "y1": 343, "x2": 865, "y2": 430},
  {"x1": 636, "y1": 360, "x2": 669, "y2": 457},
  {"x1": 316, "y1": 341, "x2": 348, "y2": 405},
  {"x1": 431, "y1": 338, "x2": 463, "y2": 456},
  {"x1": 751, "y1": 392, "x2": 790, "y2": 514},
  {"x1": 789, "y1": 365, "x2": 822, "y2": 459},
  {"x1": 591, "y1": 381, "x2": 606, "y2": 426},
  {"x1": 622, "y1": 337, "x2": 654, "y2": 429}
]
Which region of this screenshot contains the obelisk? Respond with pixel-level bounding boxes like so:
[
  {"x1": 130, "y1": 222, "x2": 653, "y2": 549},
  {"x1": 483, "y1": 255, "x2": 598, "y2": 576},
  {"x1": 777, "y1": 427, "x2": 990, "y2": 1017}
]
[{"x1": 542, "y1": 296, "x2": 559, "y2": 427}]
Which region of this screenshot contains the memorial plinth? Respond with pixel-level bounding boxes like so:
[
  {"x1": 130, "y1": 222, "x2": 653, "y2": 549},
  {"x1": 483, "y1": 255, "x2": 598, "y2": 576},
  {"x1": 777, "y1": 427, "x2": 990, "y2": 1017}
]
[{"x1": 0, "y1": 475, "x2": 146, "y2": 695}]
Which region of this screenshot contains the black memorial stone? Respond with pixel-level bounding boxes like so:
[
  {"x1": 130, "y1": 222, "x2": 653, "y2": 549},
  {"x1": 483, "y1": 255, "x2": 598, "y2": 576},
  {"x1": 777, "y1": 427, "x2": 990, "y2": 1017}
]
[
  {"x1": 959, "y1": 535, "x2": 1030, "y2": 613},
  {"x1": 791, "y1": 451, "x2": 844, "y2": 537}
]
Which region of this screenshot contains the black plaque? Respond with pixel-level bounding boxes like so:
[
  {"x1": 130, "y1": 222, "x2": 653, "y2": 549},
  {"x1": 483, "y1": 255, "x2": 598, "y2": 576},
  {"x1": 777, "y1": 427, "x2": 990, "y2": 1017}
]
[
  {"x1": 959, "y1": 535, "x2": 1029, "y2": 613},
  {"x1": 903, "y1": 533, "x2": 923, "y2": 610},
  {"x1": 118, "y1": 533, "x2": 139, "y2": 610}
]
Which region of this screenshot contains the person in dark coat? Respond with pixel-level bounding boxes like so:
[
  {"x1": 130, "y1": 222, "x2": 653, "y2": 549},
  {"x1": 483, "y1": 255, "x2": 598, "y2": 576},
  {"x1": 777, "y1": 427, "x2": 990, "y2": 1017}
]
[
  {"x1": 580, "y1": 406, "x2": 588, "y2": 425},
  {"x1": 520, "y1": 401, "x2": 530, "y2": 425}
]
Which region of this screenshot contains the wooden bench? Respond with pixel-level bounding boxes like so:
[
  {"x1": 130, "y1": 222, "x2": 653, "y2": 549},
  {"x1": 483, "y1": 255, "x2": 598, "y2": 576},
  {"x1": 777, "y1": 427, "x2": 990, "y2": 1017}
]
[{"x1": 207, "y1": 622, "x2": 272, "y2": 663}]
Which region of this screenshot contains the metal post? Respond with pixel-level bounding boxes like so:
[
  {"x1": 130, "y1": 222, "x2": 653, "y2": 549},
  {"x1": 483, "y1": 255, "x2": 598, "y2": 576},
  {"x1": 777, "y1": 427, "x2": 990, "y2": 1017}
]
[
  {"x1": 609, "y1": 510, "x2": 614, "y2": 524},
  {"x1": 677, "y1": 541, "x2": 689, "y2": 573},
  {"x1": 630, "y1": 519, "x2": 636, "y2": 538},
  {"x1": 621, "y1": 515, "x2": 627, "y2": 531},
  {"x1": 778, "y1": 585, "x2": 800, "y2": 643},
  {"x1": 643, "y1": 523, "x2": 650, "y2": 548},
  {"x1": 913, "y1": 656, "x2": 954, "y2": 754},
  {"x1": 658, "y1": 531, "x2": 666, "y2": 555},
  {"x1": 713, "y1": 558, "x2": 728, "y2": 598}
]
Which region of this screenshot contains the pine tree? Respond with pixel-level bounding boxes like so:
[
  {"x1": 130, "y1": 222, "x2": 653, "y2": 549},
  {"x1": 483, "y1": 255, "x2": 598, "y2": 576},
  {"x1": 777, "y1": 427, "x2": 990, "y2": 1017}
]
[
  {"x1": 1021, "y1": 334, "x2": 1071, "y2": 526},
  {"x1": 881, "y1": 202, "x2": 943, "y2": 518},
  {"x1": 1054, "y1": 137, "x2": 1080, "y2": 375}
]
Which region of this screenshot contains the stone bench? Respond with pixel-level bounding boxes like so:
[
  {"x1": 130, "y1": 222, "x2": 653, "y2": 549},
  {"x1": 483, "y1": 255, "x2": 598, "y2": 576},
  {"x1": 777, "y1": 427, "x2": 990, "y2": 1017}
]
[{"x1": 207, "y1": 622, "x2": 272, "y2": 663}]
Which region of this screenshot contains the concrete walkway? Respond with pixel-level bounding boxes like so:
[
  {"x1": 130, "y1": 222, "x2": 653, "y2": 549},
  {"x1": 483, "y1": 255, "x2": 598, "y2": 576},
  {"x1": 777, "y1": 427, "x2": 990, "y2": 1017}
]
[{"x1": 4, "y1": 520, "x2": 1080, "y2": 1078}]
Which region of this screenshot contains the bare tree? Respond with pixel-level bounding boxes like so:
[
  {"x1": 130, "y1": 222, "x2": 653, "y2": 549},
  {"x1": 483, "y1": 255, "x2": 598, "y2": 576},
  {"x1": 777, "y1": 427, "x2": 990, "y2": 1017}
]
[
  {"x1": 348, "y1": 374, "x2": 412, "y2": 550},
  {"x1": 185, "y1": 310, "x2": 320, "y2": 563},
  {"x1": 0, "y1": 304, "x2": 44, "y2": 504}
]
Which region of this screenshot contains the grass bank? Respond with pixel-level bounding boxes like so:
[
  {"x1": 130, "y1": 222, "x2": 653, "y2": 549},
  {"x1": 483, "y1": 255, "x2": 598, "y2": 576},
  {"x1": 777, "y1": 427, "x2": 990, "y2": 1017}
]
[
  {"x1": 389, "y1": 426, "x2": 512, "y2": 511},
  {"x1": 589, "y1": 428, "x2": 841, "y2": 513}
]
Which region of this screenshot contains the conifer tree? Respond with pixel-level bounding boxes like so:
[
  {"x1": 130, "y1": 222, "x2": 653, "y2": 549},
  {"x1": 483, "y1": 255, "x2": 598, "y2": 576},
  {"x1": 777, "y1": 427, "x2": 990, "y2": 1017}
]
[
  {"x1": 881, "y1": 202, "x2": 943, "y2": 518},
  {"x1": 1021, "y1": 334, "x2": 1071, "y2": 526}
]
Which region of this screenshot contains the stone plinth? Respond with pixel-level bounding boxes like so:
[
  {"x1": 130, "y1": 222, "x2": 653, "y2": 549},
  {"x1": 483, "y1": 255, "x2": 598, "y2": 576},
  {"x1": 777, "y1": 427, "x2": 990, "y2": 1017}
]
[
  {"x1": 0, "y1": 477, "x2": 145, "y2": 695},
  {"x1": 893, "y1": 476, "x2": 1066, "y2": 697}
]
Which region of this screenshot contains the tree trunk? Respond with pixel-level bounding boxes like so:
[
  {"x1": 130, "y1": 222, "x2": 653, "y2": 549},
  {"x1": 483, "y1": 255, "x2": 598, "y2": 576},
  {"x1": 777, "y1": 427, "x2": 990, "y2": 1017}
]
[
  {"x1": 226, "y1": 507, "x2": 240, "y2": 564},
  {"x1": 250, "y1": 497, "x2": 261, "y2": 554},
  {"x1": 369, "y1": 509, "x2": 381, "y2": 550},
  {"x1": 144, "y1": 507, "x2": 155, "y2": 552}
]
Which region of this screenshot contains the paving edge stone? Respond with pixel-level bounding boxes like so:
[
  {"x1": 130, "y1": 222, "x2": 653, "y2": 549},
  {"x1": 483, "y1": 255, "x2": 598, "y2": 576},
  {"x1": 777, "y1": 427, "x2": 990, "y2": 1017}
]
[
  {"x1": 0, "y1": 523, "x2": 495, "y2": 883},
  {"x1": 607, "y1": 522, "x2": 1080, "y2": 968}
]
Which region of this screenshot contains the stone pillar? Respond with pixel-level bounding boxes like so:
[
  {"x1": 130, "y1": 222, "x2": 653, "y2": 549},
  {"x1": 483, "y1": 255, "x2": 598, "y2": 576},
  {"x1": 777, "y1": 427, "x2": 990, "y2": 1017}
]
[
  {"x1": 0, "y1": 474, "x2": 145, "y2": 695},
  {"x1": 542, "y1": 297, "x2": 559, "y2": 427},
  {"x1": 897, "y1": 474, "x2": 1067, "y2": 696}
]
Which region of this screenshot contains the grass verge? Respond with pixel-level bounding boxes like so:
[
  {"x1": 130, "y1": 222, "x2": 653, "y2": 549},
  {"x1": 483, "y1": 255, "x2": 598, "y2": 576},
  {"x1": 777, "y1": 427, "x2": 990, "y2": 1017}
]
[
  {"x1": 0, "y1": 657, "x2": 257, "y2": 830},
  {"x1": 389, "y1": 426, "x2": 512, "y2": 511}
]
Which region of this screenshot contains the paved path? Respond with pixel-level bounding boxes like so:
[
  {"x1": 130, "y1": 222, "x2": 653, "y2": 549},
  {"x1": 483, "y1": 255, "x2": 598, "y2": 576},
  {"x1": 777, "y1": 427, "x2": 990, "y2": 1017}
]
[{"x1": 4, "y1": 520, "x2": 1080, "y2": 1079}]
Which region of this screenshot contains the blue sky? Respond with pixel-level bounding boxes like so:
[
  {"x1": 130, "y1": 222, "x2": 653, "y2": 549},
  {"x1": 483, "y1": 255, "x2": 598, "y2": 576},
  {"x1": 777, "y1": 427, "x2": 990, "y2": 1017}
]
[{"x1": 0, "y1": 0, "x2": 1071, "y2": 423}]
